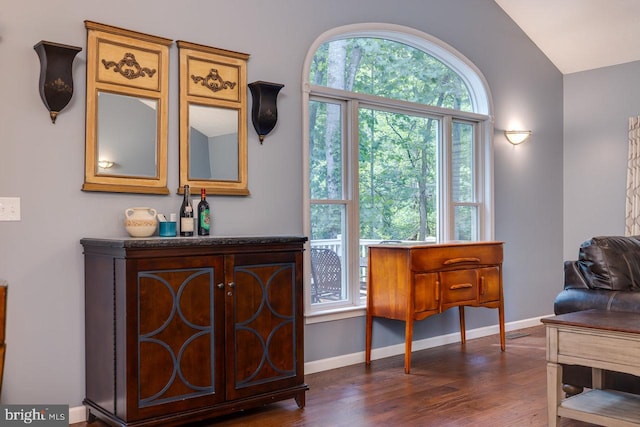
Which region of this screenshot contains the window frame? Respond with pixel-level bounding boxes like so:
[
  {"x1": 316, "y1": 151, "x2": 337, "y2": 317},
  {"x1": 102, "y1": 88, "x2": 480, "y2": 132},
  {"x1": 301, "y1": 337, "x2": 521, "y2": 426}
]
[{"x1": 302, "y1": 24, "x2": 495, "y2": 322}]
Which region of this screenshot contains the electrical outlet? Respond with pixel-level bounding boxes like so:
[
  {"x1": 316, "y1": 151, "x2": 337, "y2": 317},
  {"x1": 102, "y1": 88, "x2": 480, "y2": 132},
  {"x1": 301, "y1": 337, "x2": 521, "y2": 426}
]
[{"x1": 0, "y1": 197, "x2": 20, "y2": 221}]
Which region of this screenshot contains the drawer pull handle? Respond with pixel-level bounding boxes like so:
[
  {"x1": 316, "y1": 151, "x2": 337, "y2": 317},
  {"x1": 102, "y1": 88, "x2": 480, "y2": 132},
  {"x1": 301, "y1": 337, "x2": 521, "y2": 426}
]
[
  {"x1": 480, "y1": 276, "x2": 485, "y2": 295},
  {"x1": 443, "y1": 257, "x2": 480, "y2": 265},
  {"x1": 449, "y1": 283, "x2": 473, "y2": 290},
  {"x1": 435, "y1": 280, "x2": 440, "y2": 301},
  {"x1": 217, "y1": 283, "x2": 225, "y2": 289}
]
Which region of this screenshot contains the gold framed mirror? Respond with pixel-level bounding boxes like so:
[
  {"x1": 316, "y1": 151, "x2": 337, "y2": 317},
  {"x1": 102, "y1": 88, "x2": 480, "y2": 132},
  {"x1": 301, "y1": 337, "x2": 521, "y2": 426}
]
[
  {"x1": 177, "y1": 41, "x2": 249, "y2": 196},
  {"x1": 82, "y1": 21, "x2": 172, "y2": 194}
]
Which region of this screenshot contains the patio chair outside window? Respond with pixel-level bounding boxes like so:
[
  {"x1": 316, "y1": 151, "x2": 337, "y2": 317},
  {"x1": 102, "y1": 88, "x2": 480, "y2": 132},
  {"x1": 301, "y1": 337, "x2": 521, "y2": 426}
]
[{"x1": 310, "y1": 248, "x2": 342, "y2": 303}]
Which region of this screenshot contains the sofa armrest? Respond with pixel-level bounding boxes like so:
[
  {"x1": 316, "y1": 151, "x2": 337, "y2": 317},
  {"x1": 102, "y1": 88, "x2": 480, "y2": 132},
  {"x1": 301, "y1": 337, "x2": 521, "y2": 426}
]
[
  {"x1": 564, "y1": 260, "x2": 589, "y2": 290},
  {"x1": 554, "y1": 288, "x2": 640, "y2": 314},
  {"x1": 554, "y1": 289, "x2": 614, "y2": 314}
]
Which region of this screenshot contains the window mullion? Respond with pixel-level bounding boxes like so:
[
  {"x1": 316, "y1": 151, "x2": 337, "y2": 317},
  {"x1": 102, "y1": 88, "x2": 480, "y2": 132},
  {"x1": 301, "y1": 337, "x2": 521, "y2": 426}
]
[
  {"x1": 347, "y1": 100, "x2": 361, "y2": 303},
  {"x1": 309, "y1": 84, "x2": 489, "y2": 123},
  {"x1": 441, "y1": 116, "x2": 453, "y2": 241},
  {"x1": 473, "y1": 121, "x2": 481, "y2": 239}
]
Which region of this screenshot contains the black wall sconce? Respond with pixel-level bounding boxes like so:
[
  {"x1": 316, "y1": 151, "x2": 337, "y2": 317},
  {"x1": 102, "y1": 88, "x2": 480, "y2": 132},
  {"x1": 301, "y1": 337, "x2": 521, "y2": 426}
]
[
  {"x1": 248, "y1": 81, "x2": 284, "y2": 143},
  {"x1": 34, "y1": 41, "x2": 82, "y2": 123}
]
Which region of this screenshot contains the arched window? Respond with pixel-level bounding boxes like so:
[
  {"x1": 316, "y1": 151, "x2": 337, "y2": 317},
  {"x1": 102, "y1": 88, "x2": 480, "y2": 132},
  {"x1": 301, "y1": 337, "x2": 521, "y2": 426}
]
[{"x1": 302, "y1": 24, "x2": 494, "y2": 317}]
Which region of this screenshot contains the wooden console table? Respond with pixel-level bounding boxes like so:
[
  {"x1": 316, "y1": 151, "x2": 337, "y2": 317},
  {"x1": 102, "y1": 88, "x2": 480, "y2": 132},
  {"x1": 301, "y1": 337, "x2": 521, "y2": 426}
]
[
  {"x1": 365, "y1": 241, "x2": 505, "y2": 373},
  {"x1": 542, "y1": 310, "x2": 640, "y2": 426}
]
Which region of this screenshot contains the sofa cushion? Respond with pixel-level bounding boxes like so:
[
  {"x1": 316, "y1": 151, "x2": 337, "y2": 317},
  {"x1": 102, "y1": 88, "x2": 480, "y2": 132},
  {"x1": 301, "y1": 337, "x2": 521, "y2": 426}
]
[{"x1": 577, "y1": 236, "x2": 640, "y2": 291}]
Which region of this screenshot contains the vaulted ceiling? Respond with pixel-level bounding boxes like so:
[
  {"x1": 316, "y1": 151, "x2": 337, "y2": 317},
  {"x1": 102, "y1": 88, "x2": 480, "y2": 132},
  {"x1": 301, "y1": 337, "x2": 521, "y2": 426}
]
[{"x1": 494, "y1": 0, "x2": 640, "y2": 74}]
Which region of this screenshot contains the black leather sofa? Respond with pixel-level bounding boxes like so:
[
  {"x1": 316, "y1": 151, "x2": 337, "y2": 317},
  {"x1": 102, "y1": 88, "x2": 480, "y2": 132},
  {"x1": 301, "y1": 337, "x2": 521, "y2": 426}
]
[{"x1": 554, "y1": 235, "x2": 640, "y2": 395}]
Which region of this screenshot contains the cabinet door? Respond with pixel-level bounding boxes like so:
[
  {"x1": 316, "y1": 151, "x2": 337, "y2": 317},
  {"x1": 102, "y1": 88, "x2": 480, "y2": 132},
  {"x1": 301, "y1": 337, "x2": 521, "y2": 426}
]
[
  {"x1": 225, "y1": 250, "x2": 303, "y2": 401},
  {"x1": 414, "y1": 273, "x2": 439, "y2": 313},
  {"x1": 478, "y1": 266, "x2": 501, "y2": 303},
  {"x1": 127, "y1": 255, "x2": 225, "y2": 420}
]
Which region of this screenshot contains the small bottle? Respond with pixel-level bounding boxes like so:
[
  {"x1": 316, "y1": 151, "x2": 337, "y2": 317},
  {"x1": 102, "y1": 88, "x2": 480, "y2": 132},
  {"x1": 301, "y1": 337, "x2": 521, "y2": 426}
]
[
  {"x1": 197, "y1": 188, "x2": 211, "y2": 236},
  {"x1": 179, "y1": 185, "x2": 194, "y2": 237}
]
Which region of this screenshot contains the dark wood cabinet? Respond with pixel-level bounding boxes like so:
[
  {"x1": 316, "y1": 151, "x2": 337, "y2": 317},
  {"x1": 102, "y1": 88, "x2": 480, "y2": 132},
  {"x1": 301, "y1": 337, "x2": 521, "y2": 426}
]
[{"x1": 81, "y1": 236, "x2": 307, "y2": 426}]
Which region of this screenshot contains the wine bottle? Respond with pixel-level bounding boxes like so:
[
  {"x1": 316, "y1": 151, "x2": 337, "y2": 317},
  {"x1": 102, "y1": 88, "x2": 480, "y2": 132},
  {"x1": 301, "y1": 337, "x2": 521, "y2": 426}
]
[
  {"x1": 179, "y1": 185, "x2": 194, "y2": 236},
  {"x1": 197, "y1": 188, "x2": 210, "y2": 236}
]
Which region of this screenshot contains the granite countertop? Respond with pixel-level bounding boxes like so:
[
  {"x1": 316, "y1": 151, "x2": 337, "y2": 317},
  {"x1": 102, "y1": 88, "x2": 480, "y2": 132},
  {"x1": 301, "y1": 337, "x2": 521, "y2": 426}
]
[{"x1": 80, "y1": 235, "x2": 308, "y2": 248}]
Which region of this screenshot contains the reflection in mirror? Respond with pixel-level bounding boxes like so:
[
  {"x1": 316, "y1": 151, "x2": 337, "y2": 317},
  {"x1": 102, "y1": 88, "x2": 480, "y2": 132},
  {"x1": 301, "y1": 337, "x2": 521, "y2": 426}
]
[
  {"x1": 97, "y1": 92, "x2": 158, "y2": 177},
  {"x1": 189, "y1": 105, "x2": 238, "y2": 181}
]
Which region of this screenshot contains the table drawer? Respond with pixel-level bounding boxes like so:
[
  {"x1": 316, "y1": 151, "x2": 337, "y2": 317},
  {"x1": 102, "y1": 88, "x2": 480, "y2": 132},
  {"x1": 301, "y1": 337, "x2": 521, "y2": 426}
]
[
  {"x1": 440, "y1": 269, "x2": 477, "y2": 304},
  {"x1": 410, "y1": 244, "x2": 502, "y2": 272},
  {"x1": 558, "y1": 330, "x2": 640, "y2": 373}
]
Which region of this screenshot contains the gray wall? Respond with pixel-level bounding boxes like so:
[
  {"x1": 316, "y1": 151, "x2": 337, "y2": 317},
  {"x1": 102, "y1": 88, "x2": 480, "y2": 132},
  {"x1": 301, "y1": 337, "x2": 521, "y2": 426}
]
[
  {"x1": 563, "y1": 61, "x2": 640, "y2": 259},
  {"x1": 0, "y1": 0, "x2": 564, "y2": 407}
]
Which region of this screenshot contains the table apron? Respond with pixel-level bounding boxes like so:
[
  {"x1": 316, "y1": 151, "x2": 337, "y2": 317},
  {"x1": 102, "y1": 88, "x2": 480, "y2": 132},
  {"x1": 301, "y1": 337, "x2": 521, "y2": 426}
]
[{"x1": 555, "y1": 329, "x2": 640, "y2": 377}]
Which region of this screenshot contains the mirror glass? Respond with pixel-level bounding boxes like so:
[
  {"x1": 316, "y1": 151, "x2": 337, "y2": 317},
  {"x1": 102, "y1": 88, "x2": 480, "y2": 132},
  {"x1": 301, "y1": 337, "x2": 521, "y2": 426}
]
[
  {"x1": 188, "y1": 104, "x2": 239, "y2": 181},
  {"x1": 97, "y1": 92, "x2": 158, "y2": 177}
]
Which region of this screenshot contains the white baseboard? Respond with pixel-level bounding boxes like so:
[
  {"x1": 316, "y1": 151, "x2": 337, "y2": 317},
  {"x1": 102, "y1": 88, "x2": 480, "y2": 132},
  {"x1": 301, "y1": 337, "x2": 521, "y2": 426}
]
[
  {"x1": 69, "y1": 405, "x2": 86, "y2": 424},
  {"x1": 304, "y1": 314, "x2": 550, "y2": 374},
  {"x1": 68, "y1": 314, "x2": 551, "y2": 424}
]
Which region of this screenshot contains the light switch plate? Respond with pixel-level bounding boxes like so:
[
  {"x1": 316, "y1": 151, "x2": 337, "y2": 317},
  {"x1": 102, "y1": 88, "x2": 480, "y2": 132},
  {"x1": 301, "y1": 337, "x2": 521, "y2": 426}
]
[{"x1": 0, "y1": 197, "x2": 21, "y2": 221}]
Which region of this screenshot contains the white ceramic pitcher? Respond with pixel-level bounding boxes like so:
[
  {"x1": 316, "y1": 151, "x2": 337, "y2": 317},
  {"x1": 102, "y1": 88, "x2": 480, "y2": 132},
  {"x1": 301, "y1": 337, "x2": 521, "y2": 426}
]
[{"x1": 124, "y1": 207, "x2": 158, "y2": 237}]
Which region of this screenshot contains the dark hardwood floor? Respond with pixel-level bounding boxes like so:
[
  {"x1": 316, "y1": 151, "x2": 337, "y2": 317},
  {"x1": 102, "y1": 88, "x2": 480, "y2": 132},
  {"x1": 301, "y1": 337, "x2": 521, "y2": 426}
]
[{"x1": 74, "y1": 325, "x2": 595, "y2": 426}]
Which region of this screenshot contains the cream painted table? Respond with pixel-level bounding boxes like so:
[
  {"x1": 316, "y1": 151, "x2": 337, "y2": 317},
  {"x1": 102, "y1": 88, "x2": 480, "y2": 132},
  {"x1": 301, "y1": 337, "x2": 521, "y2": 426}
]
[{"x1": 542, "y1": 310, "x2": 640, "y2": 426}]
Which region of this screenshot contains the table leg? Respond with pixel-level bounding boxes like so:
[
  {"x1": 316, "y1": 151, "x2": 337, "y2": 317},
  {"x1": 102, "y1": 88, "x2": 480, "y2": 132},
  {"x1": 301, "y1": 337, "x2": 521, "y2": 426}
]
[
  {"x1": 404, "y1": 318, "x2": 414, "y2": 374},
  {"x1": 547, "y1": 361, "x2": 562, "y2": 427},
  {"x1": 592, "y1": 367, "x2": 603, "y2": 389},
  {"x1": 458, "y1": 306, "x2": 466, "y2": 344},
  {"x1": 498, "y1": 302, "x2": 505, "y2": 351},
  {"x1": 365, "y1": 313, "x2": 373, "y2": 366}
]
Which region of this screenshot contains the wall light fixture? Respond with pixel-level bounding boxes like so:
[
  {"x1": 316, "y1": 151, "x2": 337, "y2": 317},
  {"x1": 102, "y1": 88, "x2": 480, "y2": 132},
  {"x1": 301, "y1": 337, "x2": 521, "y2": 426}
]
[
  {"x1": 504, "y1": 130, "x2": 532, "y2": 145},
  {"x1": 34, "y1": 40, "x2": 82, "y2": 123},
  {"x1": 248, "y1": 81, "x2": 284, "y2": 144}
]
